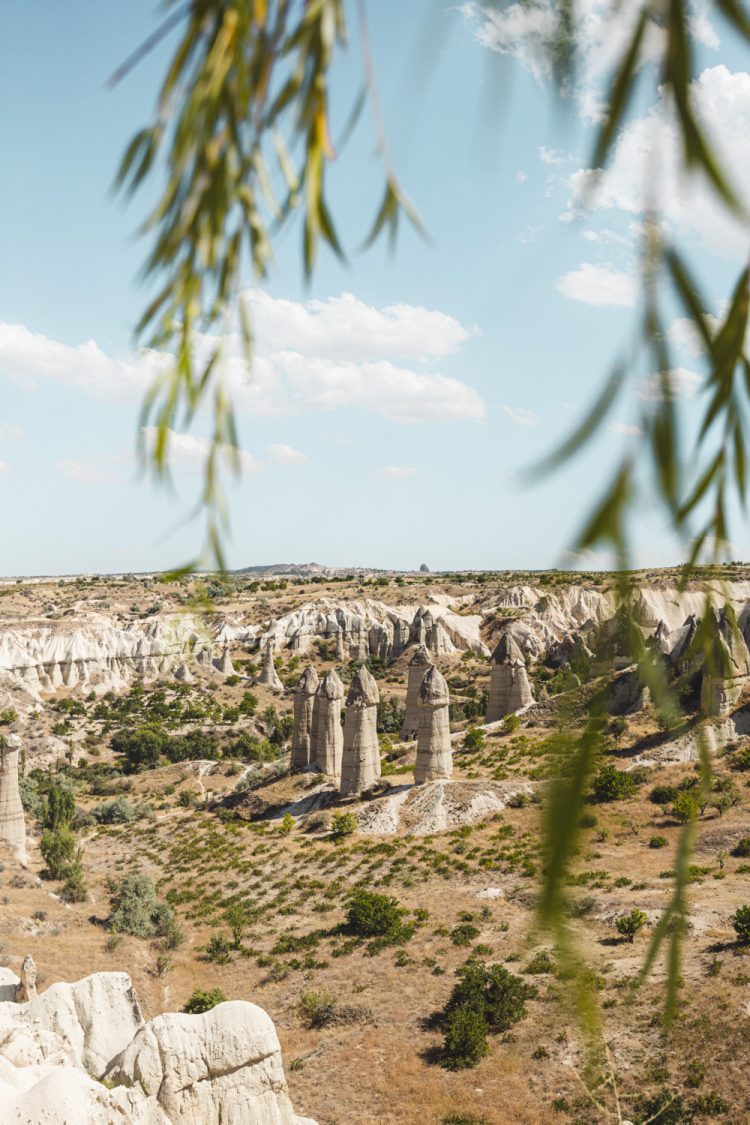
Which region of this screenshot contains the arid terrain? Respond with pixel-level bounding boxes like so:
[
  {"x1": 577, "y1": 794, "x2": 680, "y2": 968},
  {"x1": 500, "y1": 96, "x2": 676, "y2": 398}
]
[{"x1": 3, "y1": 565, "x2": 750, "y2": 1123}]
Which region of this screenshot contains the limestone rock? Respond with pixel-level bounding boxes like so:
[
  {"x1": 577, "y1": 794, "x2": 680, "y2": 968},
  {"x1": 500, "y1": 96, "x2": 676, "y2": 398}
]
[
  {"x1": 256, "y1": 641, "x2": 284, "y2": 692},
  {"x1": 400, "y1": 645, "x2": 431, "y2": 740},
  {"x1": 339, "y1": 668, "x2": 381, "y2": 797},
  {"x1": 0, "y1": 737, "x2": 26, "y2": 862},
  {"x1": 701, "y1": 607, "x2": 750, "y2": 716},
  {"x1": 414, "y1": 666, "x2": 452, "y2": 784},
  {"x1": 485, "y1": 632, "x2": 535, "y2": 722},
  {"x1": 15, "y1": 958, "x2": 36, "y2": 1004},
  {"x1": 213, "y1": 647, "x2": 235, "y2": 676},
  {"x1": 0, "y1": 1061, "x2": 168, "y2": 1124},
  {"x1": 610, "y1": 666, "x2": 649, "y2": 715},
  {"x1": 104, "y1": 1000, "x2": 304, "y2": 1125},
  {"x1": 291, "y1": 667, "x2": 319, "y2": 770},
  {"x1": 312, "y1": 670, "x2": 345, "y2": 778}
]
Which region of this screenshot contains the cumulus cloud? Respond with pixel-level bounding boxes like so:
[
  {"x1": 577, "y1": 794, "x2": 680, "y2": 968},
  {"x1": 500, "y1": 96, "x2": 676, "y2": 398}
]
[
  {"x1": 564, "y1": 66, "x2": 750, "y2": 257},
  {"x1": 502, "y1": 405, "x2": 539, "y2": 427},
  {"x1": 0, "y1": 292, "x2": 485, "y2": 425},
  {"x1": 0, "y1": 460, "x2": 8, "y2": 474},
  {"x1": 140, "y1": 428, "x2": 263, "y2": 476},
  {"x1": 0, "y1": 423, "x2": 24, "y2": 442},
  {"x1": 375, "y1": 466, "x2": 417, "y2": 480},
  {"x1": 638, "y1": 367, "x2": 702, "y2": 401},
  {"x1": 56, "y1": 458, "x2": 118, "y2": 485},
  {"x1": 555, "y1": 263, "x2": 636, "y2": 307},
  {"x1": 268, "y1": 443, "x2": 308, "y2": 465},
  {"x1": 608, "y1": 421, "x2": 643, "y2": 435}
]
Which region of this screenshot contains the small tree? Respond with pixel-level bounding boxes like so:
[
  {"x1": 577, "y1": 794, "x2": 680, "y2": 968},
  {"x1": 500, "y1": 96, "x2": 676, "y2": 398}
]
[
  {"x1": 732, "y1": 905, "x2": 750, "y2": 945},
  {"x1": 183, "y1": 987, "x2": 226, "y2": 1014},
  {"x1": 615, "y1": 909, "x2": 648, "y2": 943},
  {"x1": 331, "y1": 811, "x2": 358, "y2": 840},
  {"x1": 671, "y1": 790, "x2": 699, "y2": 824},
  {"x1": 442, "y1": 1005, "x2": 489, "y2": 1070},
  {"x1": 463, "y1": 726, "x2": 486, "y2": 753},
  {"x1": 345, "y1": 889, "x2": 406, "y2": 939},
  {"x1": 45, "y1": 779, "x2": 75, "y2": 830},
  {"x1": 591, "y1": 763, "x2": 635, "y2": 802},
  {"x1": 108, "y1": 874, "x2": 175, "y2": 938},
  {"x1": 224, "y1": 902, "x2": 251, "y2": 949},
  {"x1": 40, "y1": 827, "x2": 76, "y2": 879}
]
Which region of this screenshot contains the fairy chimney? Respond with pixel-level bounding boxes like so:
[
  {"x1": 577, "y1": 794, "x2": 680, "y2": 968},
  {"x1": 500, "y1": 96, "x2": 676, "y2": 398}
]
[
  {"x1": 257, "y1": 639, "x2": 284, "y2": 692},
  {"x1": 313, "y1": 669, "x2": 345, "y2": 778},
  {"x1": 0, "y1": 735, "x2": 27, "y2": 862},
  {"x1": 291, "y1": 666, "x2": 319, "y2": 769},
  {"x1": 400, "y1": 645, "x2": 431, "y2": 740},
  {"x1": 213, "y1": 645, "x2": 235, "y2": 675},
  {"x1": 339, "y1": 667, "x2": 381, "y2": 796},
  {"x1": 485, "y1": 632, "x2": 534, "y2": 721},
  {"x1": 414, "y1": 665, "x2": 453, "y2": 784},
  {"x1": 15, "y1": 955, "x2": 37, "y2": 1003}
]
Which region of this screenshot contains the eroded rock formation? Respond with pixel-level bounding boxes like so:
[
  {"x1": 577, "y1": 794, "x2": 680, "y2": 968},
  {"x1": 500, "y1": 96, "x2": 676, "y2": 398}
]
[
  {"x1": 414, "y1": 666, "x2": 453, "y2": 784},
  {"x1": 312, "y1": 670, "x2": 344, "y2": 778},
  {"x1": 701, "y1": 607, "x2": 750, "y2": 716},
  {"x1": 400, "y1": 645, "x2": 431, "y2": 740},
  {"x1": 485, "y1": 632, "x2": 535, "y2": 722},
  {"x1": 256, "y1": 640, "x2": 284, "y2": 692},
  {"x1": 0, "y1": 735, "x2": 26, "y2": 861},
  {"x1": 339, "y1": 667, "x2": 381, "y2": 796},
  {"x1": 291, "y1": 666, "x2": 319, "y2": 770},
  {"x1": 213, "y1": 646, "x2": 235, "y2": 676},
  {"x1": 0, "y1": 969, "x2": 315, "y2": 1125},
  {"x1": 15, "y1": 956, "x2": 36, "y2": 1003}
]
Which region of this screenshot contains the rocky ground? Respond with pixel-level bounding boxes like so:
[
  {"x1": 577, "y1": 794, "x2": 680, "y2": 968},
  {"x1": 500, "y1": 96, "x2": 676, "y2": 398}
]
[{"x1": 3, "y1": 565, "x2": 750, "y2": 1123}]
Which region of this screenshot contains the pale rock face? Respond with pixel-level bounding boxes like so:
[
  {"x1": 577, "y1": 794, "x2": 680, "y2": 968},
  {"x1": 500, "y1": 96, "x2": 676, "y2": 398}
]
[
  {"x1": 312, "y1": 671, "x2": 344, "y2": 778},
  {"x1": 0, "y1": 972, "x2": 316, "y2": 1125},
  {"x1": 339, "y1": 668, "x2": 381, "y2": 797},
  {"x1": 701, "y1": 608, "x2": 750, "y2": 716},
  {"x1": 414, "y1": 666, "x2": 453, "y2": 784},
  {"x1": 485, "y1": 632, "x2": 535, "y2": 721},
  {"x1": 291, "y1": 667, "x2": 319, "y2": 770},
  {"x1": 105, "y1": 1001, "x2": 304, "y2": 1125},
  {"x1": 610, "y1": 666, "x2": 649, "y2": 715},
  {"x1": 256, "y1": 641, "x2": 284, "y2": 692},
  {"x1": 0, "y1": 737, "x2": 26, "y2": 862},
  {"x1": 213, "y1": 647, "x2": 235, "y2": 676},
  {"x1": 400, "y1": 645, "x2": 431, "y2": 740}
]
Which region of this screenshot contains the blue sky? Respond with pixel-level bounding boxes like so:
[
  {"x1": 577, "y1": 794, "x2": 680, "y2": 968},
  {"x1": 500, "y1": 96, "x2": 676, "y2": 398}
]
[{"x1": 1, "y1": 1, "x2": 750, "y2": 575}]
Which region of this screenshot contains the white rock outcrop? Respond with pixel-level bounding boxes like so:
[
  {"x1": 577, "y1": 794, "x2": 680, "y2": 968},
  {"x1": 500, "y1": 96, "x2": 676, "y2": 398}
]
[
  {"x1": 312, "y1": 670, "x2": 345, "y2": 779},
  {"x1": 256, "y1": 640, "x2": 284, "y2": 692},
  {"x1": 485, "y1": 632, "x2": 535, "y2": 721},
  {"x1": 400, "y1": 645, "x2": 431, "y2": 740},
  {"x1": 0, "y1": 736, "x2": 26, "y2": 862},
  {"x1": 414, "y1": 666, "x2": 453, "y2": 784},
  {"x1": 0, "y1": 970, "x2": 315, "y2": 1125},
  {"x1": 291, "y1": 666, "x2": 319, "y2": 770},
  {"x1": 339, "y1": 667, "x2": 381, "y2": 797}
]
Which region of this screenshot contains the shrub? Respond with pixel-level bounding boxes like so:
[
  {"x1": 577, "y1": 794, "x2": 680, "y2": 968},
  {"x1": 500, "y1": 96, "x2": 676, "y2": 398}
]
[
  {"x1": 578, "y1": 812, "x2": 598, "y2": 829},
  {"x1": 224, "y1": 902, "x2": 251, "y2": 948},
  {"x1": 40, "y1": 827, "x2": 76, "y2": 879},
  {"x1": 344, "y1": 889, "x2": 409, "y2": 941},
  {"x1": 445, "y1": 960, "x2": 535, "y2": 1034},
  {"x1": 60, "y1": 858, "x2": 88, "y2": 903},
  {"x1": 298, "y1": 989, "x2": 338, "y2": 1029},
  {"x1": 671, "y1": 790, "x2": 699, "y2": 824},
  {"x1": 45, "y1": 780, "x2": 75, "y2": 830},
  {"x1": 615, "y1": 908, "x2": 648, "y2": 943},
  {"x1": 107, "y1": 874, "x2": 175, "y2": 938},
  {"x1": 502, "y1": 713, "x2": 521, "y2": 735},
  {"x1": 732, "y1": 837, "x2": 750, "y2": 858},
  {"x1": 463, "y1": 726, "x2": 486, "y2": 753},
  {"x1": 183, "y1": 987, "x2": 226, "y2": 1014},
  {"x1": 649, "y1": 784, "x2": 677, "y2": 806},
  {"x1": 450, "y1": 923, "x2": 481, "y2": 947},
  {"x1": 205, "y1": 933, "x2": 232, "y2": 963},
  {"x1": 442, "y1": 1005, "x2": 489, "y2": 1069},
  {"x1": 280, "y1": 812, "x2": 295, "y2": 834},
  {"x1": 731, "y1": 745, "x2": 750, "y2": 771},
  {"x1": 591, "y1": 764, "x2": 635, "y2": 802},
  {"x1": 649, "y1": 835, "x2": 668, "y2": 849},
  {"x1": 88, "y1": 796, "x2": 146, "y2": 824},
  {"x1": 111, "y1": 724, "x2": 168, "y2": 773},
  {"x1": 732, "y1": 905, "x2": 750, "y2": 945},
  {"x1": 330, "y1": 812, "x2": 358, "y2": 840}
]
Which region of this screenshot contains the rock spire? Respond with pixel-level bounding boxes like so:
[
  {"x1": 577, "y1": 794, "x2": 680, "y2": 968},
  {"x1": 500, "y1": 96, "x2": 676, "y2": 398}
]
[
  {"x1": 256, "y1": 639, "x2": 284, "y2": 692},
  {"x1": 485, "y1": 632, "x2": 535, "y2": 722},
  {"x1": 312, "y1": 669, "x2": 345, "y2": 778},
  {"x1": 0, "y1": 735, "x2": 26, "y2": 862},
  {"x1": 339, "y1": 667, "x2": 381, "y2": 796},
  {"x1": 400, "y1": 645, "x2": 431, "y2": 740},
  {"x1": 291, "y1": 666, "x2": 319, "y2": 769},
  {"x1": 414, "y1": 665, "x2": 453, "y2": 784}
]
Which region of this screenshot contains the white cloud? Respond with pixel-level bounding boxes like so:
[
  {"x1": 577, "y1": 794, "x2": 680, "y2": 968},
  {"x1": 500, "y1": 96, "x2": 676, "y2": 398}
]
[
  {"x1": 539, "y1": 146, "x2": 573, "y2": 166},
  {"x1": 56, "y1": 458, "x2": 117, "y2": 485},
  {"x1": 268, "y1": 443, "x2": 308, "y2": 465},
  {"x1": 608, "y1": 421, "x2": 642, "y2": 435},
  {"x1": 518, "y1": 225, "x2": 540, "y2": 244},
  {"x1": 0, "y1": 292, "x2": 485, "y2": 426},
  {"x1": 375, "y1": 466, "x2": 417, "y2": 480},
  {"x1": 0, "y1": 423, "x2": 24, "y2": 442},
  {"x1": 0, "y1": 460, "x2": 8, "y2": 474},
  {"x1": 638, "y1": 367, "x2": 702, "y2": 401},
  {"x1": 515, "y1": 170, "x2": 528, "y2": 183},
  {"x1": 140, "y1": 428, "x2": 263, "y2": 476},
  {"x1": 565, "y1": 66, "x2": 750, "y2": 257},
  {"x1": 555, "y1": 262, "x2": 636, "y2": 307},
  {"x1": 502, "y1": 405, "x2": 539, "y2": 427}
]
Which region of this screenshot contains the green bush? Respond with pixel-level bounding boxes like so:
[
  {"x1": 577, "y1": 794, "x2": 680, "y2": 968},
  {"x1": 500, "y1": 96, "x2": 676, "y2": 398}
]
[
  {"x1": 344, "y1": 889, "x2": 408, "y2": 940},
  {"x1": 450, "y1": 923, "x2": 481, "y2": 948},
  {"x1": 107, "y1": 874, "x2": 175, "y2": 938},
  {"x1": 463, "y1": 727, "x2": 486, "y2": 753},
  {"x1": 671, "y1": 790, "x2": 699, "y2": 824},
  {"x1": 40, "y1": 827, "x2": 76, "y2": 879},
  {"x1": 649, "y1": 835, "x2": 668, "y2": 849},
  {"x1": 45, "y1": 780, "x2": 76, "y2": 830},
  {"x1": 615, "y1": 908, "x2": 648, "y2": 943},
  {"x1": 732, "y1": 905, "x2": 750, "y2": 945},
  {"x1": 88, "y1": 796, "x2": 149, "y2": 824},
  {"x1": 111, "y1": 724, "x2": 168, "y2": 773},
  {"x1": 298, "y1": 989, "x2": 338, "y2": 1029},
  {"x1": 331, "y1": 812, "x2": 358, "y2": 840},
  {"x1": 445, "y1": 959, "x2": 535, "y2": 1035},
  {"x1": 442, "y1": 1005, "x2": 489, "y2": 1070},
  {"x1": 183, "y1": 987, "x2": 226, "y2": 1014},
  {"x1": 591, "y1": 764, "x2": 636, "y2": 802},
  {"x1": 649, "y1": 784, "x2": 677, "y2": 806},
  {"x1": 205, "y1": 933, "x2": 232, "y2": 963},
  {"x1": 732, "y1": 837, "x2": 750, "y2": 858},
  {"x1": 60, "y1": 860, "x2": 88, "y2": 903}
]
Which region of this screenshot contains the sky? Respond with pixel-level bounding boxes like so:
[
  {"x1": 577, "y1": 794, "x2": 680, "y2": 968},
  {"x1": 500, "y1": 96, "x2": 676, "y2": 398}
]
[{"x1": 1, "y1": 1, "x2": 750, "y2": 575}]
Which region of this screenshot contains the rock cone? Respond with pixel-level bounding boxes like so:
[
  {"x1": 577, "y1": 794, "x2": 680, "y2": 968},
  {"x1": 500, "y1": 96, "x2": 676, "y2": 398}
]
[
  {"x1": 400, "y1": 645, "x2": 431, "y2": 739},
  {"x1": 291, "y1": 666, "x2": 319, "y2": 769},
  {"x1": 485, "y1": 632, "x2": 535, "y2": 721},
  {"x1": 256, "y1": 640, "x2": 284, "y2": 692},
  {"x1": 339, "y1": 667, "x2": 381, "y2": 796},
  {"x1": 0, "y1": 735, "x2": 26, "y2": 861},
  {"x1": 312, "y1": 670, "x2": 345, "y2": 778},
  {"x1": 414, "y1": 666, "x2": 452, "y2": 784}
]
